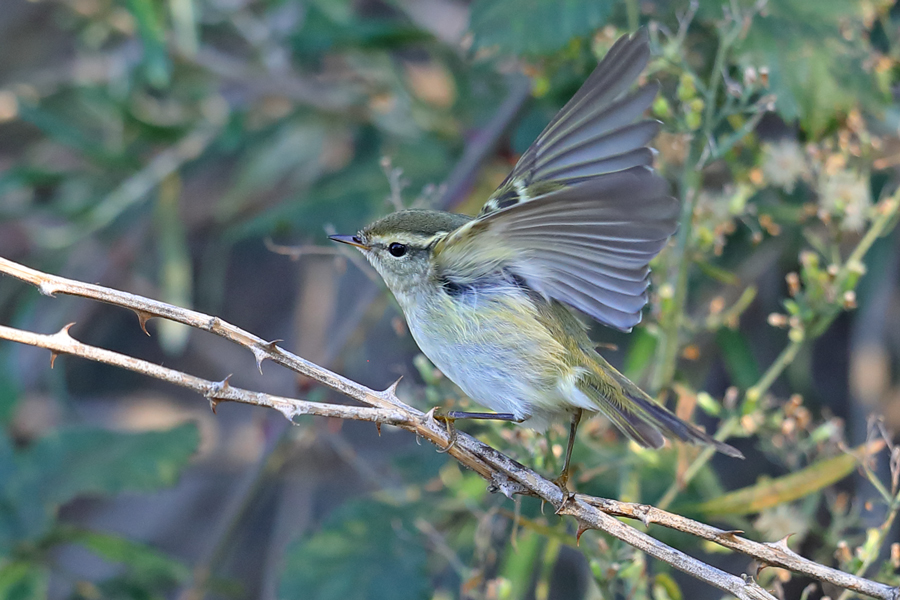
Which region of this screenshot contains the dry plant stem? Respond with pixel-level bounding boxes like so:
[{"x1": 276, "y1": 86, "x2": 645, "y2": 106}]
[
  {"x1": 585, "y1": 497, "x2": 900, "y2": 600},
  {"x1": 0, "y1": 325, "x2": 767, "y2": 600},
  {"x1": 0, "y1": 325, "x2": 409, "y2": 427},
  {"x1": 0, "y1": 256, "x2": 415, "y2": 417},
  {"x1": 651, "y1": 22, "x2": 735, "y2": 394},
  {"x1": 2, "y1": 258, "x2": 899, "y2": 600},
  {"x1": 556, "y1": 501, "x2": 776, "y2": 600}
]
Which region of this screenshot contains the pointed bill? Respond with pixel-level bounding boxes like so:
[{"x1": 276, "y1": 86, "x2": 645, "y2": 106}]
[{"x1": 329, "y1": 234, "x2": 370, "y2": 250}]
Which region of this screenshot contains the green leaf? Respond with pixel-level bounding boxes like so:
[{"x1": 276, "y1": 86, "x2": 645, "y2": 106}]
[
  {"x1": 689, "y1": 442, "x2": 883, "y2": 516},
  {"x1": 623, "y1": 327, "x2": 657, "y2": 380},
  {"x1": 292, "y1": 4, "x2": 431, "y2": 59},
  {"x1": 59, "y1": 526, "x2": 190, "y2": 586},
  {"x1": 127, "y1": 0, "x2": 172, "y2": 88},
  {"x1": 470, "y1": 0, "x2": 615, "y2": 56},
  {"x1": 0, "y1": 562, "x2": 48, "y2": 600},
  {"x1": 280, "y1": 501, "x2": 429, "y2": 600},
  {"x1": 16, "y1": 104, "x2": 131, "y2": 167},
  {"x1": 715, "y1": 329, "x2": 760, "y2": 390},
  {"x1": 155, "y1": 175, "x2": 193, "y2": 355},
  {"x1": 25, "y1": 423, "x2": 200, "y2": 505},
  {"x1": 0, "y1": 167, "x2": 67, "y2": 207},
  {"x1": 731, "y1": 1, "x2": 883, "y2": 135},
  {"x1": 0, "y1": 424, "x2": 199, "y2": 548},
  {"x1": 653, "y1": 572, "x2": 683, "y2": 600}
]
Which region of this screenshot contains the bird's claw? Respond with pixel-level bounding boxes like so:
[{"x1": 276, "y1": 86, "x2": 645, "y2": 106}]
[
  {"x1": 427, "y1": 407, "x2": 458, "y2": 453},
  {"x1": 552, "y1": 472, "x2": 576, "y2": 514}
]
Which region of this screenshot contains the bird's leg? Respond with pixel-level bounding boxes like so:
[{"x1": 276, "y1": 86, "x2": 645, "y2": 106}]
[
  {"x1": 554, "y1": 409, "x2": 582, "y2": 499},
  {"x1": 430, "y1": 410, "x2": 524, "y2": 452}
]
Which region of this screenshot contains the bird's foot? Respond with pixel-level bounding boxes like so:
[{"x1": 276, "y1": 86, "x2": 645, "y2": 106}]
[
  {"x1": 427, "y1": 408, "x2": 458, "y2": 453},
  {"x1": 552, "y1": 470, "x2": 577, "y2": 514}
]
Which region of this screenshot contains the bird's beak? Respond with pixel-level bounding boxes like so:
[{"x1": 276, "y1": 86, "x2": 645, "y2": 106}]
[{"x1": 329, "y1": 234, "x2": 369, "y2": 250}]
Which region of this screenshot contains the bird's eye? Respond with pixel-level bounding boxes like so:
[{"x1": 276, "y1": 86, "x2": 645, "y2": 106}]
[{"x1": 388, "y1": 242, "x2": 408, "y2": 257}]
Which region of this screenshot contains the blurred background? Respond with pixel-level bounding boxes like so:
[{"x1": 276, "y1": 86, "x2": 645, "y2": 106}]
[{"x1": 1, "y1": 0, "x2": 900, "y2": 598}]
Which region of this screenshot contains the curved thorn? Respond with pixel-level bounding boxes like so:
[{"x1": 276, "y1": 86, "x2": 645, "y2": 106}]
[
  {"x1": 38, "y1": 282, "x2": 57, "y2": 297},
  {"x1": 385, "y1": 376, "x2": 403, "y2": 396},
  {"x1": 575, "y1": 521, "x2": 591, "y2": 546},
  {"x1": 134, "y1": 310, "x2": 153, "y2": 336},
  {"x1": 251, "y1": 347, "x2": 267, "y2": 375},
  {"x1": 719, "y1": 529, "x2": 745, "y2": 538},
  {"x1": 773, "y1": 534, "x2": 795, "y2": 552}
]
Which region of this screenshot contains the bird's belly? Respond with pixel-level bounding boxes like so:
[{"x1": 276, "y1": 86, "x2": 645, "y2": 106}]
[{"x1": 404, "y1": 287, "x2": 573, "y2": 430}]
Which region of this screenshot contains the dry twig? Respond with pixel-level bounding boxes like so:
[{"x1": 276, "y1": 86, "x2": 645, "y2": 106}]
[{"x1": 1, "y1": 256, "x2": 898, "y2": 600}]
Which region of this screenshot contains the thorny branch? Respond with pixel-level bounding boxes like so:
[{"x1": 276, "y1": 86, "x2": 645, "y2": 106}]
[{"x1": 1, "y1": 256, "x2": 899, "y2": 600}]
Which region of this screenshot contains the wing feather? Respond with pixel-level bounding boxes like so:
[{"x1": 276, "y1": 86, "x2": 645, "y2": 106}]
[
  {"x1": 442, "y1": 31, "x2": 676, "y2": 331},
  {"x1": 547, "y1": 278, "x2": 645, "y2": 331},
  {"x1": 539, "y1": 85, "x2": 659, "y2": 159},
  {"x1": 438, "y1": 167, "x2": 677, "y2": 330},
  {"x1": 533, "y1": 147, "x2": 655, "y2": 184},
  {"x1": 540, "y1": 248, "x2": 650, "y2": 284},
  {"x1": 536, "y1": 31, "x2": 653, "y2": 150},
  {"x1": 481, "y1": 29, "x2": 660, "y2": 218},
  {"x1": 533, "y1": 120, "x2": 659, "y2": 183}
]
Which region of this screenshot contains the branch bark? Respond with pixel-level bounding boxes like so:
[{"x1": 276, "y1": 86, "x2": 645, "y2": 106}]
[{"x1": 2, "y1": 256, "x2": 898, "y2": 600}]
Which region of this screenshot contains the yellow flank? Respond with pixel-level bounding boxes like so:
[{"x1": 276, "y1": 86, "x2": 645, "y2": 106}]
[{"x1": 410, "y1": 266, "x2": 635, "y2": 421}]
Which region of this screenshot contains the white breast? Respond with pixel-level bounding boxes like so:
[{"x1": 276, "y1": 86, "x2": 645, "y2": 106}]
[{"x1": 401, "y1": 281, "x2": 572, "y2": 431}]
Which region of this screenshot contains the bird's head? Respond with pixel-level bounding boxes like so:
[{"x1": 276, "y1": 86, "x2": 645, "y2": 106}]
[{"x1": 330, "y1": 209, "x2": 472, "y2": 298}]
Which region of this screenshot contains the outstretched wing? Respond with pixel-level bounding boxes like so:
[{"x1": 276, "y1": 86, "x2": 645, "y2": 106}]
[
  {"x1": 479, "y1": 29, "x2": 663, "y2": 218},
  {"x1": 436, "y1": 31, "x2": 676, "y2": 331}
]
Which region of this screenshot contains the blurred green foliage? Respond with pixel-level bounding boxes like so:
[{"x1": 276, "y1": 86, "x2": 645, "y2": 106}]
[
  {"x1": 0, "y1": 424, "x2": 198, "y2": 597},
  {"x1": 469, "y1": 0, "x2": 615, "y2": 56},
  {"x1": 280, "y1": 500, "x2": 430, "y2": 600},
  {"x1": 2, "y1": 0, "x2": 900, "y2": 598}
]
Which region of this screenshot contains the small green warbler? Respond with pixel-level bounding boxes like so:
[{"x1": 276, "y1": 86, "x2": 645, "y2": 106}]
[{"x1": 331, "y1": 30, "x2": 742, "y2": 482}]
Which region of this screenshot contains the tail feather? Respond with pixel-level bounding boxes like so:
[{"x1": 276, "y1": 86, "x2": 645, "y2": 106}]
[
  {"x1": 598, "y1": 397, "x2": 665, "y2": 450},
  {"x1": 626, "y1": 392, "x2": 744, "y2": 459},
  {"x1": 578, "y1": 370, "x2": 744, "y2": 459}
]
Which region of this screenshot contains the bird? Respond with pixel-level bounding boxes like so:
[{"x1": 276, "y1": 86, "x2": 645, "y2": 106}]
[{"x1": 330, "y1": 29, "x2": 743, "y2": 485}]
